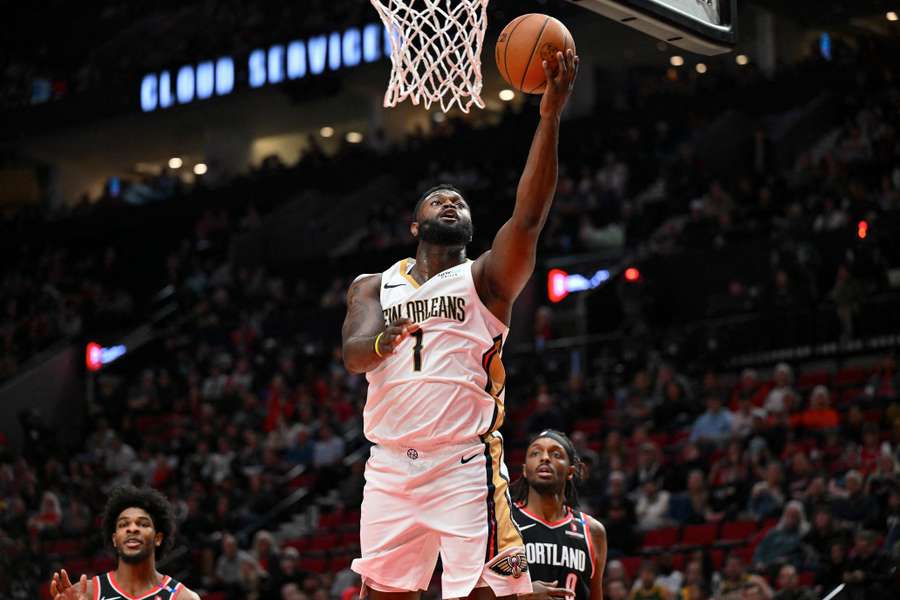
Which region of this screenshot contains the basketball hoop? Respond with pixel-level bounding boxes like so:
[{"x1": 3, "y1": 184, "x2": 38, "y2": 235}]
[{"x1": 370, "y1": 0, "x2": 489, "y2": 113}]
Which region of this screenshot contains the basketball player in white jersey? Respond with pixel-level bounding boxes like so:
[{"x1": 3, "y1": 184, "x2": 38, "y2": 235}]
[{"x1": 342, "y1": 49, "x2": 579, "y2": 600}]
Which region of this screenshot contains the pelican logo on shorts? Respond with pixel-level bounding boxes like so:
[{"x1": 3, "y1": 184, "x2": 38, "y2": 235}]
[
  {"x1": 489, "y1": 552, "x2": 528, "y2": 578},
  {"x1": 407, "y1": 448, "x2": 419, "y2": 460}
]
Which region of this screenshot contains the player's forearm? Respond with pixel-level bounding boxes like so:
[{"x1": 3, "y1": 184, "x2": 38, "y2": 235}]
[
  {"x1": 342, "y1": 336, "x2": 383, "y2": 373},
  {"x1": 513, "y1": 115, "x2": 560, "y2": 231}
]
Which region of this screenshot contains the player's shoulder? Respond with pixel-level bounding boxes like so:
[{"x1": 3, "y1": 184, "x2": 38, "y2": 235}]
[
  {"x1": 580, "y1": 512, "x2": 607, "y2": 541},
  {"x1": 174, "y1": 584, "x2": 201, "y2": 600},
  {"x1": 347, "y1": 273, "x2": 381, "y2": 296}
]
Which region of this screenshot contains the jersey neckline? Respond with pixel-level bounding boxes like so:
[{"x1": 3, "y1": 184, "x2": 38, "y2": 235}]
[
  {"x1": 516, "y1": 503, "x2": 575, "y2": 528},
  {"x1": 106, "y1": 572, "x2": 172, "y2": 600}
]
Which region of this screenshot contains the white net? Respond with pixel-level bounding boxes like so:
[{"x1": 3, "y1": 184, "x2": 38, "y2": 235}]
[{"x1": 370, "y1": 0, "x2": 490, "y2": 113}]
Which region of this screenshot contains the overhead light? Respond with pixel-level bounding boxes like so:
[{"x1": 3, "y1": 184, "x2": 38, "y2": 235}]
[
  {"x1": 887, "y1": 11, "x2": 898, "y2": 21},
  {"x1": 193, "y1": 163, "x2": 208, "y2": 175},
  {"x1": 696, "y1": 63, "x2": 708, "y2": 74},
  {"x1": 320, "y1": 126, "x2": 334, "y2": 138},
  {"x1": 735, "y1": 54, "x2": 749, "y2": 66},
  {"x1": 670, "y1": 55, "x2": 684, "y2": 67},
  {"x1": 499, "y1": 89, "x2": 515, "y2": 102},
  {"x1": 168, "y1": 157, "x2": 183, "y2": 169},
  {"x1": 345, "y1": 131, "x2": 363, "y2": 144}
]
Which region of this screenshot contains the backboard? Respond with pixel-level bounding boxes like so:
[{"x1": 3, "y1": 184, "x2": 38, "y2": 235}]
[{"x1": 567, "y1": 0, "x2": 737, "y2": 55}]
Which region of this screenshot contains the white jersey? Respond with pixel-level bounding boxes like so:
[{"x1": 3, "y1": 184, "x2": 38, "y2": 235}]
[{"x1": 362, "y1": 258, "x2": 508, "y2": 448}]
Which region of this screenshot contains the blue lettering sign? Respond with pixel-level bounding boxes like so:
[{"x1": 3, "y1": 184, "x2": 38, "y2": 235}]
[
  {"x1": 141, "y1": 74, "x2": 157, "y2": 112},
  {"x1": 249, "y1": 49, "x2": 267, "y2": 87},
  {"x1": 216, "y1": 57, "x2": 234, "y2": 95},
  {"x1": 343, "y1": 28, "x2": 361, "y2": 67},
  {"x1": 196, "y1": 61, "x2": 214, "y2": 99},
  {"x1": 139, "y1": 23, "x2": 387, "y2": 110},
  {"x1": 176, "y1": 65, "x2": 195, "y2": 104},
  {"x1": 287, "y1": 41, "x2": 307, "y2": 79},
  {"x1": 268, "y1": 44, "x2": 284, "y2": 84}
]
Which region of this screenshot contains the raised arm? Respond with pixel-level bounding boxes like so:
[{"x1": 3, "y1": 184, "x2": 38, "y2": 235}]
[
  {"x1": 473, "y1": 49, "x2": 578, "y2": 322},
  {"x1": 341, "y1": 274, "x2": 416, "y2": 373}
]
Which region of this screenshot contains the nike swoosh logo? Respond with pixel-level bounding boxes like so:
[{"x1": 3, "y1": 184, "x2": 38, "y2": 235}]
[
  {"x1": 460, "y1": 452, "x2": 480, "y2": 464},
  {"x1": 384, "y1": 283, "x2": 406, "y2": 289},
  {"x1": 518, "y1": 524, "x2": 537, "y2": 531}
]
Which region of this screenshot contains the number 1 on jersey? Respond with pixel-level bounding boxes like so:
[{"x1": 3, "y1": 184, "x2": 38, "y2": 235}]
[{"x1": 412, "y1": 329, "x2": 424, "y2": 371}]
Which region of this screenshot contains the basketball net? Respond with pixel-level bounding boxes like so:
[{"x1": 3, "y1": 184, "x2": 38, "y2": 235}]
[{"x1": 370, "y1": 0, "x2": 489, "y2": 113}]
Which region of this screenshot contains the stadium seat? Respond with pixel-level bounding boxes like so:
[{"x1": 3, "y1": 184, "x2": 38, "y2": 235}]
[
  {"x1": 719, "y1": 520, "x2": 757, "y2": 544},
  {"x1": 797, "y1": 371, "x2": 830, "y2": 389},
  {"x1": 798, "y1": 571, "x2": 815, "y2": 587},
  {"x1": 642, "y1": 527, "x2": 679, "y2": 549},
  {"x1": 310, "y1": 533, "x2": 339, "y2": 551},
  {"x1": 299, "y1": 557, "x2": 328, "y2": 573},
  {"x1": 834, "y1": 367, "x2": 870, "y2": 387},
  {"x1": 710, "y1": 548, "x2": 725, "y2": 570},
  {"x1": 573, "y1": 419, "x2": 603, "y2": 435},
  {"x1": 733, "y1": 545, "x2": 754, "y2": 565},
  {"x1": 670, "y1": 553, "x2": 686, "y2": 570},
  {"x1": 681, "y1": 523, "x2": 717, "y2": 546},
  {"x1": 621, "y1": 556, "x2": 642, "y2": 578}
]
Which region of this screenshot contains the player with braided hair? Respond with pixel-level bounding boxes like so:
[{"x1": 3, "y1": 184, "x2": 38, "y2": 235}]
[{"x1": 511, "y1": 431, "x2": 607, "y2": 600}]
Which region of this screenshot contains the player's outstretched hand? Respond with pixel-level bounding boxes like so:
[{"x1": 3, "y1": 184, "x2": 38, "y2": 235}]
[
  {"x1": 540, "y1": 48, "x2": 579, "y2": 119},
  {"x1": 520, "y1": 580, "x2": 575, "y2": 600},
  {"x1": 50, "y1": 570, "x2": 89, "y2": 600},
  {"x1": 378, "y1": 318, "x2": 418, "y2": 355}
]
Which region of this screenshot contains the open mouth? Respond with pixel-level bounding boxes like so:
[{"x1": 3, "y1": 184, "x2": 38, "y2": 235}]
[
  {"x1": 124, "y1": 539, "x2": 142, "y2": 549},
  {"x1": 536, "y1": 465, "x2": 554, "y2": 478},
  {"x1": 439, "y1": 211, "x2": 459, "y2": 221}
]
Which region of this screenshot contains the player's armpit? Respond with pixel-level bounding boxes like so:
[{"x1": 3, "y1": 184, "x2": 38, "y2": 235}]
[{"x1": 341, "y1": 275, "x2": 386, "y2": 373}]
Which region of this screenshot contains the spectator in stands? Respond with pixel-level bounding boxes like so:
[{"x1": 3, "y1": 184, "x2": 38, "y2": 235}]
[
  {"x1": 215, "y1": 533, "x2": 254, "y2": 591},
  {"x1": 526, "y1": 387, "x2": 566, "y2": 436},
  {"x1": 709, "y1": 440, "x2": 751, "y2": 519},
  {"x1": 571, "y1": 430, "x2": 600, "y2": 472},
  {"x1": 598, "y1": 471, "x2": 639, "y2": 556},
  {"x1": 730, "y1": 397, "x2": 757, "y2": 439},
  {"x1": 606, "y1": 580, "x2": 628, "y2": 600},
  {"x1": 26, "y1": 491, "x2": 62, "y2": 538},
  {"x1": 830, "y1": 264, "x2": 863, "y2": 342},
  {"x1": 669, "y1": 469, "x2": 719, "y2": 524},
  {"x1": 802, "y1": 505, "x2": 850, "y2": 564},
  {"x1": 830, "y1": 470, "x2": 877, "y2": 525},
  {"x1": 635, "y1": 476, "x2": 671, "y2": 531},
  {"x1": 605, "y1": 559, "x2": 630, "y2": 591},
  {"x1": 629, "y1": 560, "x2": 670, "y2": 600},
  {"x1": 689, "y1": 394, "x2": 733, "y2": 445},
  {"x1": 857, "y1": 423, "x2": 882, "y2": 475},
  {"x1": 677, "y1": 559, "x2": 707, "y2": 600},
  {"x1": 653, "y1": 380, "x2": 694, "y2": 433},
  {"x1": 634, "y1": 442, "x2": 663, "y2": 487},
  {"x1": 794, "y1": 386, "x2": 840, "y2": 434},
  {"x1": 841, "y1": 529, "x2": 894, "y2": 600},
  {"x1": 312, "y1": 424, "x2": 345, "y2": 469},
  {"x1": 764, "y1": 364, "x2": 798, "y2": 415},
  {"x1": 731, "y1": 368, "x2": 768, "y2": 409},
  {"x1": 815, "y1": 540, "x2": 848, "y2": 594},
  {"x1": 749, "y1": 462, "x2": 786, "y2": 520},
  {"x1": 716, "y1": 554, "x2": 773, "y2": 600},
  {"x1": 251, "y1": 530, "x2": 279, "y2": 574},
  {"x1": 665, "y1": 443, "x2": 706, "y2": 493},
  {"x1": 753, "y1": 501, "x2": 810, "y2": 571},
  {"x1": 785, "y1": 452, "x2": 816, "y2": 502},
  {"x1": 772, "y1": 564, "x2": 814, "y2": 600},
  {"x1": 270, "y1": 547, "x2": 307, "y2": 593}
]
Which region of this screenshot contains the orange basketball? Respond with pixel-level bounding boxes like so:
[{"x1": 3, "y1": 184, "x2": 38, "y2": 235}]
[{"x1": 495, "y1": 14, "x2": 575, "y2": 95}]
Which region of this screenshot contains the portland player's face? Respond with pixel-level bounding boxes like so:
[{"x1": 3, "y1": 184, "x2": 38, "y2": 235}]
[
  {"x1": 113, "y1": 507, "x2": 162, "y2": 564},
  {"x1": 412, "y1": 190, "x2": 473, "y2": 246},
  {"x1": 524, "y1": 437, "x2": 573, "y2": 494}
]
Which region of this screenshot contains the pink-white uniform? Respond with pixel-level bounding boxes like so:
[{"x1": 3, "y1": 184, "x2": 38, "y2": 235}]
[{"x1": 351, "y1": 258, "x2": 530, "y2": 598}]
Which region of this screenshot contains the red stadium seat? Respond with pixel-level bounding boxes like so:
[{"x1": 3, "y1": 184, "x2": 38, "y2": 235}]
[
  {"x1": 720, "y1": 521, "x2": 757, "y2": 544},
  {"x1": 798, "y1": 571, "x2": 815, "y2": 587},
  {"x1": 310, "y1": 533, "x2": 339, "y2": 551},
  {"x1": 797, "y1": 370, "x2": 830, "y2": 389},
  {"x1": 621, "y1": 556, "x2": 642, "y2": 578},
  {"x1": 670, "y1": 553, "x2": 686, "y2": 570},
  {"x1": 733, "y1": 545, "x2": 754, "y2": 565},
  {"x1": 328, "y1": 553, "x2": 354, "y2": 571},
  {"x1": 203, "y1": 592, "x2": 227, "y2": 600},
  {"x1": 642, "y1": 527, "x2": 679, "y2": 549},
  {"x1": 710, "y1": 548, "x2": 725, "y2": 570},
  {"x1": 834, "y1": 367, "x2": 869, "y2": 387},
  {"x1": 681, "y1": 523, "x2": 717, "y2": 546},
  {"x1": 341, "y1": 530, "x2": 360, "y2": 547},
  {"x1": 573, "y1": 419, "x2": 603, "y2": 435},
  {"x1": 761, "y1": 518, "x2": 777, "y2": 533},
  {"x1": 299, "y1": 558, "x2": 328, "y2": 573}
]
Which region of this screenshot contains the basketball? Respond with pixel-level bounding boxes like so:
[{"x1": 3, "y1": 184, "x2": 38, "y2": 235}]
[{"x1": 495, "y1": 14, "x2": 576, "y2": 95}]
